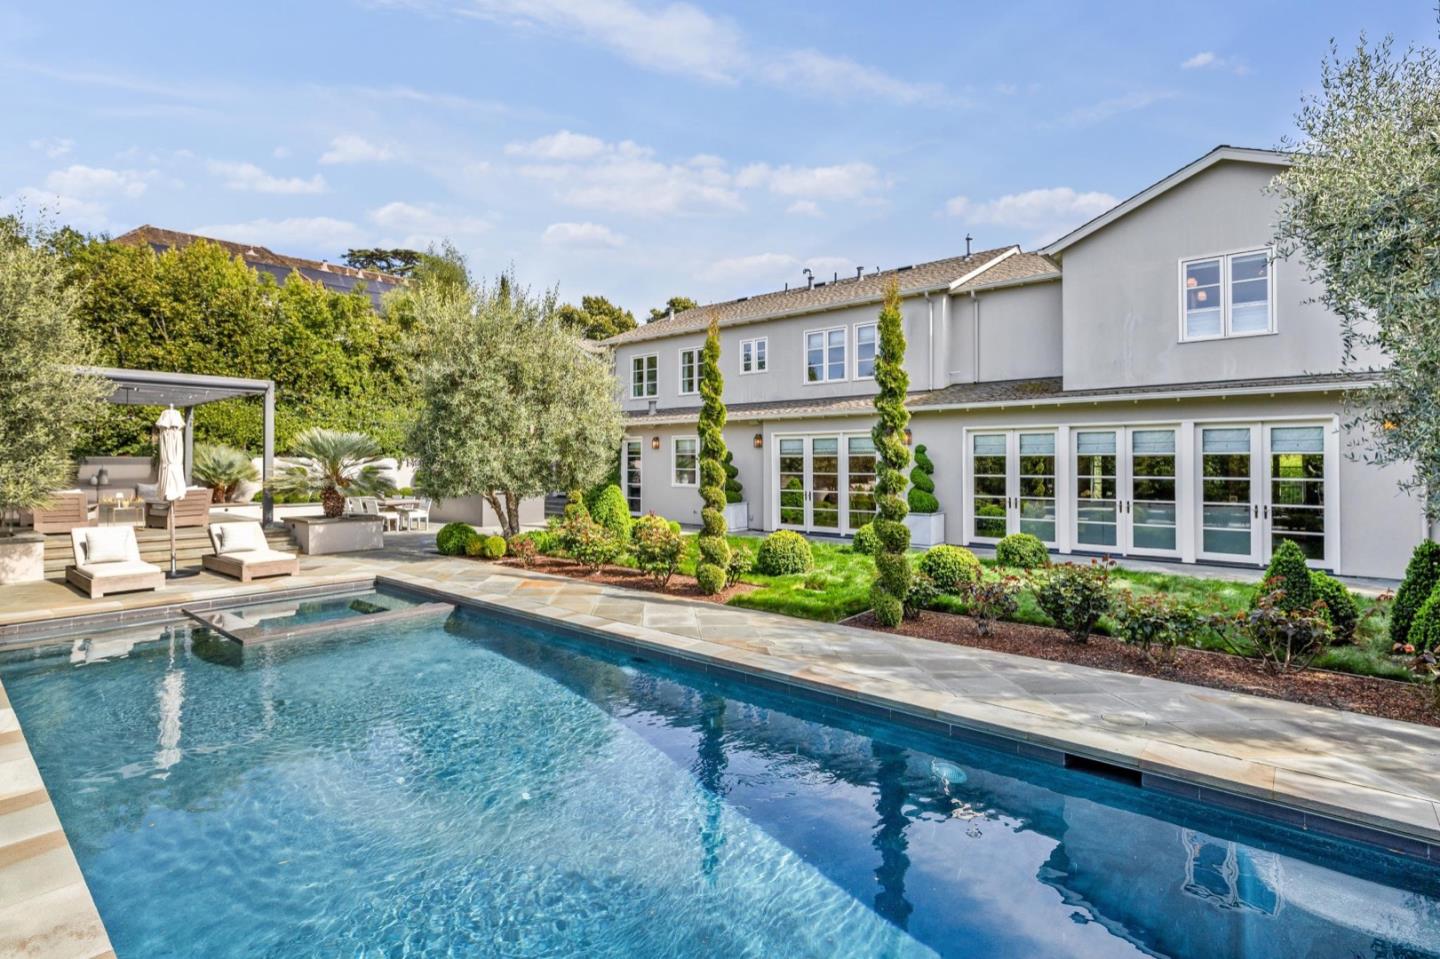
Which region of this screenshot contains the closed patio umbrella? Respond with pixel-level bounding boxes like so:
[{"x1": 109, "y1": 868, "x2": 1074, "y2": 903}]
[{"x1": 155, "y1": 407, "x2": 193, "y2": 578}]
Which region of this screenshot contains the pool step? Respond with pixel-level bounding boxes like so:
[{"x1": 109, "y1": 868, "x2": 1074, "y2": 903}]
[
  {"x1": 41, "y1": 522, "x2": 297, "y2": 579},
  {"x1": 182, "y1": 601, "x2": 455, "y2": 645}
]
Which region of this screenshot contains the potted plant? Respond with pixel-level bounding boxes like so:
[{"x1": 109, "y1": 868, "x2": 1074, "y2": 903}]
[
  {"x1": 721, "y1": 449, "x2": 748, "y2": 531},
  {"x1": 903, "y1": 443, "x2": 946, "y2": 548},
  {"x1": 271, "y1": 428, "x2": 395, "y2": 517}
]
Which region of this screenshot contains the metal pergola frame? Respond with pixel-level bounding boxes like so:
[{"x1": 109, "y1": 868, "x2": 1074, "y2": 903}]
[{"x1": 78, "y1": 367, "x2": 277, "y2": 525}]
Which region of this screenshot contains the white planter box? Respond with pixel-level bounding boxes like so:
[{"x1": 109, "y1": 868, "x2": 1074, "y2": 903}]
[
  {"x1": 0, "y1": 533, "x2": 45, "y2": 585},
  {"x1": 904, "y1": 512, "x2": 946, "y2": 549},
  {"x1": 723, "y1": 501, "x2": 749, "y2": 532},
  {"x1": 286, "y1": 516, "x2": 384, "y2": 555}
]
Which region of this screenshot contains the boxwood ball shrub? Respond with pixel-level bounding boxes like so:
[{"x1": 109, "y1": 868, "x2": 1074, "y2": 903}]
[
  {"x1": 481, "y1": 534, "x2": 507, "y2": 560},
  {"x1": 917, "y1": 544, "x2": 981, "y2": 594},
  {"x1": 436, "y1": 522, "x2": 481, "y2": 556},
  {"x1": 852, "y1": 523, "x2": 879, "y2": 555},
  {"x1": 1309, "y1": 570, "x2": 1358, "y2": 641},
  {"x1": 1410, "y1": 584, "x2": 1440, "y2": 651},
  {"x1": 995, "y1": 532, "x2": 1048, "y2": 570},
  {"x1": 589, "y1": 484, "x2": 633, "y2": 543},
  {"x1": 1392, "y1": 540, "x2": 1440, "y2": 645},
  {"x1": 907, "y1": 444, "x2": 939, "y2": 514},
  {"x1": 756, "y1": 530, "x2": 814, "y2": 576}
]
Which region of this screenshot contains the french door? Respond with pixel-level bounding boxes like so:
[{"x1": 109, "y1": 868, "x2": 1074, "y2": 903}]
[
  {"x1": 622, "y1": 439, "x2": 643, "y2": 514},
  {"x1": 1197, "y1": 423, "x2": 1330, "y2": 566},
  {"x1": 777, "y1": 434, "x2": 876, "y2": 534},
  {"x1": 1072, "y1": 427, "x2": 1180, "y2": 558},
  {"x1": 969, "y1": 431, "x2": 1058, "y2": 544}
]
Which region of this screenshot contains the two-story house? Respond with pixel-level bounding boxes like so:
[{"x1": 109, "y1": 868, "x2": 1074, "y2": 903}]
[{"x1": 603, "y1": 146, "x2": 1419, "y2": 580}]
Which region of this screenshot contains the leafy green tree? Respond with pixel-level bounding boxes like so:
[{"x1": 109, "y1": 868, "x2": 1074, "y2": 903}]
[
  {"x1": 695, "y1": 315, "x2": 731, "y2": 594},
  {"x1": 869, "y1": 281, "x2": 911, "y2": 626},
  {"x1": 343, "y1": 248, "x2": 424, "y2": 276},
  {"x1": 1271, "y1": 32, "x2": 1440, "y2": 518},
  {"x1": 648, "y1": 296, "x2": 698, "y2": 322},
  {"x1": 556, "y1": 294, "x2": 638, "y2": 340},
  {"x1": 0, "y1": 220, "x2": 108, "y2": 527},
  {"x1": 407, "y1": 274, "x2": 623, "y2": 537}
]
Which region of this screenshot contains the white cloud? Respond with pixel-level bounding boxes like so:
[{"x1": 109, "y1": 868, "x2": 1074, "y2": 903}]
[
  {"x1": 1063, "y1": 90, "x2": 1175, "y2": 126},
  {"x1": 944, "y1": 186, "x2": 1119, "y2": 244},
  {"x1": 319, "y1": 134, "x2": 395, "y2": 165},
  {"x1": 4, "y1": 186, "x2": 109, "y2": 231},
  {"x1": 369, "y1": 201, "x2": 491, "y2": 247},
  {"x1": 207, "y1": 160, "x2": 327, "y2": 194},
  {"x1": 1181, "y1": 51, "x2": 1249, "y2": 76},
  {"x1": 1181, "y1": 51, "x2": 1217, "y2": 70},
  {"x1": 761, "y1": 50, "x2": 944, "y2": 104},
  {"x1": 736, "y1": 161, "x2": 886, "y2": 200},
  {"x1": 28, "y1": 137, "x2": 74, "y2": 158},
  {"x1": 43, "y1": 164, "x2": 151, "y2": 199},
  {"x1": 189, "y1": 216, "x2": 365, "y2": 250},
  {"x1": 541, "y1": 221, "x2": 626, "y2": 248},
  {"x1": 786, "y1": 200, "x2": 822, "y2": 217},
  {"x1": 504, "y1": 129, "x2": 610, "y2": 160}
]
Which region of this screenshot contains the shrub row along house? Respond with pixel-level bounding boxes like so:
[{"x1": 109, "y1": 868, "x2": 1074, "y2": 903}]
[{"x1": 603, "y1": 145, "x2": 1418, "y2": 580}]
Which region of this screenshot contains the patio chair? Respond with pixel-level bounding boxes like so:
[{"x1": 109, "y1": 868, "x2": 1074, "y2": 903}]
[
  {"x1": 364, "y1": 497, "x2": 402, "y2": 531},
  {"x1": 66, "y1": 526, "x2": 164, "y2": 599},
  {"x1": 343, "y1": 496, "x2": 363, "y2": 516},
  {"x1": 144, "y1": 486, "x2": 212, "y2": 530},
  {"x1": 202, "y1": 521, "x2": 299, "y2": 583},
  {"x1": 21, "y1": 489, "x2": 92, "y2": 534},
  {"x1": 407, "y1": 497, "x2": 432, "y2": 531}
]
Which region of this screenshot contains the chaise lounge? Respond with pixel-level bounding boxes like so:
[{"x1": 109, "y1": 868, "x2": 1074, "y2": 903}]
[
  {"x1": 66, "y1": 526, "x2": 165, "y2": 599},
  {"x1": 202, "y1": 521, "x2": 299, "y2": 583}
]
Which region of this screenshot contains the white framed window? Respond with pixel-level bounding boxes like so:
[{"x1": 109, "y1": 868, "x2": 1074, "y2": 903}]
[
  {"x1": 804, "y1": 327, "x2": 847, "y2": 383},
  {"x1": 854, "y1": 323, "x2": 877, "y2": 379},
  {"x1": 630, "y1": 353, "x2": 658, "y2": 398},
  {"x1": 678, "y1": 348, "x2": 700, "y2": 395},
  {"x1": 740, "y1": 337, "x2": 768, "y2": 374},
  {"x1": 1180, "y1": 248, "x2": 1274, "y2": 341},
  {"x1": 672, "y1": 436, "x2": 698, "y2": 486}
]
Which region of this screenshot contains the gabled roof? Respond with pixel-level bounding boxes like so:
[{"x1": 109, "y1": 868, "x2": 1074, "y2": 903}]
[
  {"x1": 602, "y1": 245, "x2": 1032, "y2": 347},
  {"x1": 1041, "y1": 146, "x2": 1291, "y2": 257}
]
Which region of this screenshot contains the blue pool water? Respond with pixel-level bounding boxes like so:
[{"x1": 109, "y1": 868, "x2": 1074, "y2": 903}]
[{"x1": 3, "y1": 603, "x2": 1439, "y2": 958}]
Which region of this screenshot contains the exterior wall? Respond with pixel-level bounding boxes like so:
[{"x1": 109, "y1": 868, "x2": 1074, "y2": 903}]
[
  {"x1": 946, "y1": 280, "x2": 1062, "y2": 385},
  {"x1": 1059, "y1": 160, "x2": 1362, "y2": 391},
  {"x1": 621, "y1": 424, "x2": 763, "y2": 529}
]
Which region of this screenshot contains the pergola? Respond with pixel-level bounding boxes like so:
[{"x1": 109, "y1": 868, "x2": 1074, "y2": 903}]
[{"x1": 81, "y1": 367, "x2": 276, "y2": 525}]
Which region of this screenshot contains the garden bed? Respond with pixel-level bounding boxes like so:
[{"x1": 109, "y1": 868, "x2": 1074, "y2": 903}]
[
  {"x1": 497, "y1": 554, "x2": 757, "y2": 604},
  {"x1": 846, "y1": 607, "x2": 1439, "y2": 728}
]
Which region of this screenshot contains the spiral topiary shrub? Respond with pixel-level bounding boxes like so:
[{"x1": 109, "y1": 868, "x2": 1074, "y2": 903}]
[
  {"x1": 756, "y1": 530, "x2": 813, "y2": 576},
  {"x1": 868, "y1": 281, "x2": 911, "y2": 626},
  {"x1": 589, "y1": 484, "x2": 632, "y2": 543},
  {"x1": 1392, "y1": 540, "x2": 1440, "y2": 645},
  {"x1": 723, "y1": 450, "x2": 743, "y2": 504},
  {"x1": 907, "y1": 443, "x2": 939, "y2": 514},
  {"x1": 995, "y1": 532, "x2": 1048, "y2": 569},
  {"x1": 436, "y1": 522, "x2": 481, "y2": 556},
  {"x1": 852, "y1": 523, "x2": 879, "y2": 555},
  {"x1": 917, "y1": 545, "x2": 981, "y2": 594},
  {"x1": 695, "y1": 315, "x2": 731, "y2": 593}
]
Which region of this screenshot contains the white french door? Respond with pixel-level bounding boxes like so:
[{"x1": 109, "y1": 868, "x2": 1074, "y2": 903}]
[
  {"x1": 968, "y1": 431, "x2": 1058, "y2": 545},
  {"x1": 776, "y1": 434, "x2": 876, "y2": 535},
  {"x1": 622, "y1": 439, "x2": 643, "y2": 514},
  {"x1": 1198, "y1": 425, "x2": 1263, "y2": 563},
  {"x1": 1072, "y1": 427, "x2": 1180, "y2": 558}
]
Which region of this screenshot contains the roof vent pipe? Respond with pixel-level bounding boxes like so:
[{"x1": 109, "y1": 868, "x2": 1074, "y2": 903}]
[
  {"x1": 832, "y1": 272, "x2": 838, "y2": 283},
  {"x1": 966, "y1": 233, "x2": 973, "y2": 257},
  {"x1": 803, "y1": 268, "x2": 813, "y2": 289},
  {"x1": 855, "y1": 267, "x2": 863, "y2": 280}
]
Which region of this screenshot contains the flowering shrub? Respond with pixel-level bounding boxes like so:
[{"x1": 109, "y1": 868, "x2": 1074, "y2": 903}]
[
  {"x1": 566, "y1": 516, "x2": 622, "y2": 573},
  {"x1": 633, "y1": 513, "x2": 684, "y2": 587},
  {"x1": 507, "y1": 533, "x2": 539, "y2": 568},
  {"x1": 1032, "y1": 559, "x2": 1114, "y2": 643},
  {"x1": 726, "y1": 543, "x2": 754, "y2": 588},
  {"x1": 1112, "y1": 591, "x2": 1203, "y2": 666},
  {"x1": 1213, "y1": 582, "x2": 1333, "y2": 672},
  {"x1": 964, "y1": 575, "x2": 1023, "y2": 636},
  {"x1": 903, "y1": 572, "x2": 938, "y2": 620}
]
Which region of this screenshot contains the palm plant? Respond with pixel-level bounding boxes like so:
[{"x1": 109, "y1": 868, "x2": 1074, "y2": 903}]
[
  {"x1": 192, "y1": 444, "x2": 259, "y2": 503},
  {"x1": 273, "y1": 428, "x2": 394, "y2": 517}
]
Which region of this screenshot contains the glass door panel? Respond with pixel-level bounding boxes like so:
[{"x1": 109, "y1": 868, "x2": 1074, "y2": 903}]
[
  {"x1": 810, "y1": 437, "x2": 840, "y2": 531},
  {"x1": 1269, "y1": 426, "x2": 1325, "y2": 562},
  {"x1": 846, "y1": 436, "x2": 876, "y2": 532},
  {"x1": 1018, "y1": 432, "x2": 1057, "y2": 543},
  {"x1": 1075, "y1": 431, "x2": 1118, "y2": 548},
  {"x1": 971, "y1": 434, "x2": 1009, "y2": 539},
  {"x1": 623, "y1": 440, "x2": 642, "y2": 514},
  {"x1": 1201, "y1": 427, "x2": 1257, "y2": 560},
  {"x1": 778, "y1": 439, "x2": 805, "y2": 527},
  {"x1": 1129, "y1": 429, "x2": 1178, "y2": 554}
]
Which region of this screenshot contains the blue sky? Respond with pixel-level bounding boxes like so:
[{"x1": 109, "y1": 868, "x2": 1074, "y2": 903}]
[{"x1": 2, "y1": 1, "x2": 1434, "y2": 316}]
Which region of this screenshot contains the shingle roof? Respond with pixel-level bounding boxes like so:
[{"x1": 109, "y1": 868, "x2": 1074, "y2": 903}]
[
  {"x1": 602, "y1": 245, "x2": 1037, "y2": 346},
  {"x1": 624, "y1": 372, "x2": 1371, "y2": 426},
  {"x1": 952, "y1": 252, "x2": 1060, "y2": 291}
]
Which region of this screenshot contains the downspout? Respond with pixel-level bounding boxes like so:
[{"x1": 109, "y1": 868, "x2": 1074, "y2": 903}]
[
  {"x1": 924, "y1": 292, "x2": 934, "y2": 390},
  {"x1": 970, "y1": 290, "x2": 980, "y2": 383}
]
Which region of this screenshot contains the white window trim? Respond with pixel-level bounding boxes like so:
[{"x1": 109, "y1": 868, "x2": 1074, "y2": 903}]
[
  {"x1": 1178, "y1": 246, "x2": 1277, "y2": 343},
  {"x1": 853, "y1": 322, "x2": 878, "y2": 381},
  {"x1": 802, "y1": 326, "x2": 848, "y2": 386},
  {"x1": 677, "y1": 347, "x2": 700, "y2": 396},
  {"x1": 671, "y1": 435, "x2": 699, "y2": 488},
  {"x1": 739, "y1": 336, "x2": 768, "y2": 375},
  {"x1": 630, "y1": 352, "x2": 659, "y2": 399}
]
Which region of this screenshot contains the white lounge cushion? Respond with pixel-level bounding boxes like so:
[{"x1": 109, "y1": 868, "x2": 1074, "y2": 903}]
[
  {"x1": 80, "y1": 526, "x2": 136, "y2": 564},
  {"x1": 77, "y1": 560, "x2": 160, "y2": 579},
  {"x1": 213, "y1": 522, "x2": 268, "y2": 555},
  {"x1": 222, "y1": 548, "x2": 296, "y2": 565}
]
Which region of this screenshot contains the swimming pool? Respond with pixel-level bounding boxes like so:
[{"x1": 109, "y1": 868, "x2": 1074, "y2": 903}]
[{"x1": 3, "y1": 600, "x2": 1438, "y2": 957}]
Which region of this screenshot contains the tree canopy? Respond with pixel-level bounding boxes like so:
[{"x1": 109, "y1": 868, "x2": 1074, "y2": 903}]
[
  {"x1": 342, "y1": 248, "x2": 424, "y2": 276},
  {"x1": 648, "y1": 296, "x2": 698, "y2": 322},
  {"x1": 1271, "y1": 30, "x2": 1440, "y2": 518},
  {"x1": 556, "y1": 294, "x2": 637, "y2": 340}
]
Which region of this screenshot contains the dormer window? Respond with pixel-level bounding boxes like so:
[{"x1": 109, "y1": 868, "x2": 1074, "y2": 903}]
[{"x1": 1181, "y1": 249, "x2": 1274, "y2": 341}]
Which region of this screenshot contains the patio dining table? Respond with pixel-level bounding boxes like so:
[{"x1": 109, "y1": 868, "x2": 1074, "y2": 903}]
[{"x1": 383, "y1": 498, "x2": 421, "y2": 530}]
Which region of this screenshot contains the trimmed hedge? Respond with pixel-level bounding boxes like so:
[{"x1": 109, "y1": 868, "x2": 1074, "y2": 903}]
[
  {"x1": 917, "y1": 545, "x2": 981, "y2": 593},
  {"x1": 1392, "y1": 540, "x2": 1440, "y2": 645},
  {"x1": 907, "y1": 443, "x2": 939, "y2": 514},
  {"x1": 436, "y1": 522, "x2": 480, "y2": 556},
  {"x1": 755, "y1": 530, "x2": 814, "y2": 576},
  {"x1": 1309, "y1": 570, "x2": 1358, "y2": 641},
  {"x1": 590, "y1": 484, "x2": 632, "y2": 542},
  {"x1": 995, "y1": 532, "x2": 1048, "y2": 569},
  {"x1": 1257, "y1": 539, "x2": 1314, "y2": 610}
]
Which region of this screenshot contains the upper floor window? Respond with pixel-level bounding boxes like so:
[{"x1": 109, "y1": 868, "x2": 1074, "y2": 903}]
[
  {"x1": 805, "y1": 327, "x2": 847, "y2": 383},
  {"x1": 678, "y1": 348, "x2": 700, "y2": 395},
  {"x1": 1181, "y1": 249, "x2": 1273, "y2": 341},
  {"x1": 630, "y1": 354, "x2": 658, "y2": 398},
  {"x1": 740, "y1": 337, "x2": 768, "y2": 374},
  {"x1": 854, "y1": 323, "x2": 877, "y2": 379}
]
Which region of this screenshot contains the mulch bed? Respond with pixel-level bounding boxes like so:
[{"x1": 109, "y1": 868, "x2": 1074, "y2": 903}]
[
  {"x1": 846, "y1": 608, "x2": 1440, "y2": 729},
  {"x1": 495, "y1": 554, "x2": 757, "y2": 604}
]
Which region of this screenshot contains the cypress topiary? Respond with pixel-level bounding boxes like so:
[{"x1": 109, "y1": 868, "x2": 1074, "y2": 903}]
[
  {"x1": 1254, "y1": 539, "x2": 1314, "y2": 611},
  {"x1": 695, "y1": 314, "x2": 731, "y2": 593},
  {"x1": 1392, "y1": 540, "x2": 1440, "y2": 645},
  {"x1": 723, "y1": 450, "x2": 743, "y2": 504},
  {"x1": 869, "y1": 281, "x2": 911, "y2": 626},
  {"x1": 907, "y1": 443, "x2": 939, "y2": 513}
]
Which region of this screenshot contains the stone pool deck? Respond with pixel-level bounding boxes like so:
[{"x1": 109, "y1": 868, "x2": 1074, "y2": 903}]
[{"x1": 0, "y1": 543, "x2": 1437, "y2": 956}]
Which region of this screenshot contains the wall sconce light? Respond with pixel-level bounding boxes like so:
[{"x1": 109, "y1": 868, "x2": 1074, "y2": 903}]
[
  {"x1": 651, "y1": 436, "x2": 661, "y2": 450},
  {"x1": 753, "y1": 433, "x2": 764, "y2": 449},
  {"x1": 903, "y1": 428, "x2": 913, "y2": 446}
]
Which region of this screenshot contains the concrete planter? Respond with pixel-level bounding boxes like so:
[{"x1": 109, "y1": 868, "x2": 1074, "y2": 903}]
[
  {"x1": 723, "y1": 501, "x2": 749, "y2": 532},
  {"x1": 285, "y1": 516, "x2": 383, "y2": 555},
  {"x1": 0, "y1": 532, "x2": 45, "y2": 585},
  {"x1": 904, "y1": 512, "x2": 946, "y2": 549}
]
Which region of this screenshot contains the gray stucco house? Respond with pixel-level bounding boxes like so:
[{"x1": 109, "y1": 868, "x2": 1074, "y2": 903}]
[{"x1": 603, "y1": 146, "x2": 1419, "y2": 580}]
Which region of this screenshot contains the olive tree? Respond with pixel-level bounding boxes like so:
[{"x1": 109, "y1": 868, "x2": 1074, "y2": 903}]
[{"x1": 407, "y1": 274, "x2": 623, "y2": 537}]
